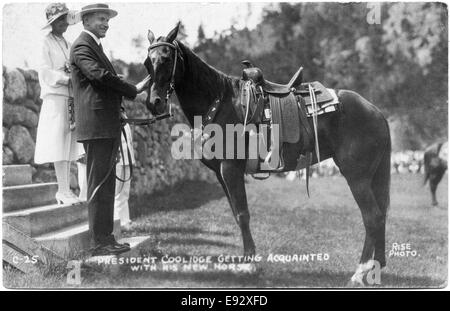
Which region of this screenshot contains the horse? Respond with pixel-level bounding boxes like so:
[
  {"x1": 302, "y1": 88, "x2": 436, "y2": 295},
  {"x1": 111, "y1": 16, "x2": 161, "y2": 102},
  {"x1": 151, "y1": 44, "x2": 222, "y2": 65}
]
[
  {"x1": 144, "y1": 24, "x2": 391, "y2": 286},
  {"x1": 423, "y1": 142, "x2": 448, "y2": 206}
]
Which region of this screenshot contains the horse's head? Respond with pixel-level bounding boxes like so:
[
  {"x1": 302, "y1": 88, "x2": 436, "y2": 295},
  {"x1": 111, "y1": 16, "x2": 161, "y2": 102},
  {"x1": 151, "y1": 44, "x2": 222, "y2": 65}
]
[{"x1": 145, "y1": 23, "x2": 183, "y2": 115}]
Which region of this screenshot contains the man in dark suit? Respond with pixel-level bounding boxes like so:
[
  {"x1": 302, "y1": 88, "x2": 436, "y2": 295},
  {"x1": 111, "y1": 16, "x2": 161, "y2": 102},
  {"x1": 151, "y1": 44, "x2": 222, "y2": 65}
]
[{"x1": 70, "y1": 3, "x2": 150, "y2": 255}]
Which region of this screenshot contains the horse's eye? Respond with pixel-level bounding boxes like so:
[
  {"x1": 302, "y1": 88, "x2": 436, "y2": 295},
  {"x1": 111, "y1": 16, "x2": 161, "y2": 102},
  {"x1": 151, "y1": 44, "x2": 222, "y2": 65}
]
[{"x1": 161, "y1": 56, "x2": 171, "y2": 64}]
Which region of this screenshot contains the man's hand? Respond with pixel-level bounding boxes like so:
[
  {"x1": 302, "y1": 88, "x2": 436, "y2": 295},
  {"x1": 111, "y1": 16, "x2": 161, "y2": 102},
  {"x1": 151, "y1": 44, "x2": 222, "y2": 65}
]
[{"x1": 135, "y1": 75, "x2": 152, "y2": 93}]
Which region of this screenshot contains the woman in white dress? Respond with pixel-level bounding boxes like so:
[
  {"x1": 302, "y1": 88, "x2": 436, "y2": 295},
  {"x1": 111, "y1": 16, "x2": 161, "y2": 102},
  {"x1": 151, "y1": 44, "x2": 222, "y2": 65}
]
[{"x1": 35, "y1": 3, "x2": 84, "y2": 204}]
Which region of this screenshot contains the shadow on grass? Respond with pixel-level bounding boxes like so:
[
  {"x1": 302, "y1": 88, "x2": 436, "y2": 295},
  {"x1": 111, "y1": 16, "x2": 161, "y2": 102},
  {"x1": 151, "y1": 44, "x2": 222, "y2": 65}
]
[
  {"x1": 122, "y1": 224, "x2": 233, "y2": 237},
  {"x1": 162, "y1": 237, "x2": 238, "y2": 248},
  {"x1": 130, "y1": 180, "x2": 224, "y2": 218},
  {"x1": 380, "y1": 273, "x2": 446, "y2": 288},
  {"x1": 122, "y1": 223, "x2": 235, "y2": 239},
  {"x1": 149, "y1": 226, "x2": 233, "y2": 237}
]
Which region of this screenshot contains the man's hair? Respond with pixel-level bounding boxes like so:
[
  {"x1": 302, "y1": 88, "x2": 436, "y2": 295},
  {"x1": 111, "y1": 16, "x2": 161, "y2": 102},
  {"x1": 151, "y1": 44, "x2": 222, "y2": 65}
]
[{"x1": 82, "y1": 12, "x2": 96, "y2": 25}]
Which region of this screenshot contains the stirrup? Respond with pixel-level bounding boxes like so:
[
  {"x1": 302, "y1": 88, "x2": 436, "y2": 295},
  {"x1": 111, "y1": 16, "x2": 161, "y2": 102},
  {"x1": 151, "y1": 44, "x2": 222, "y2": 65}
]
[{"x1": 251, "y1": 173, "x2": 270, "y2": 180}]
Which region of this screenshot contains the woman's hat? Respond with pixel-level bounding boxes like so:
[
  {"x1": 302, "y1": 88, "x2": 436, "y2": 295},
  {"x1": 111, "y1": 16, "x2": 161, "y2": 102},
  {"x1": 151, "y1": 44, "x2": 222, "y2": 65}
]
[
  {"x1": 74, "y1": 3, "x2": 118, "y2": 22},
  {"x1": 42, "y1": 3, "x2": 77, "y2": 30}
]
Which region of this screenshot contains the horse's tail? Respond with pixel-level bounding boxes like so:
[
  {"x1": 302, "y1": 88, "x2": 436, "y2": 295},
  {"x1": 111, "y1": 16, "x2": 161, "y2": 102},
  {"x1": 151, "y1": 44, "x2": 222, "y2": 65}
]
[{"x1": 372, "y1": 119, "x2": 391, "y2": 215}]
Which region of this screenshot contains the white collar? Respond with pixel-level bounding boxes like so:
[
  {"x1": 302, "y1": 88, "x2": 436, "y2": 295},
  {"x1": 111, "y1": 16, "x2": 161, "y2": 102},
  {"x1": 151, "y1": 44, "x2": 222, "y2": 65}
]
[{"x1": 83, "y1": 29, "x2": 101, "y2": 46}]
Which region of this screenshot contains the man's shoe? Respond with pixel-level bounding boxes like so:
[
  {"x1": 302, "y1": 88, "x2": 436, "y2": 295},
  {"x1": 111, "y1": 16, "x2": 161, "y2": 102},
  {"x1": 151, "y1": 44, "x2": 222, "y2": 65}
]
[
  {"x1": 91, "y1": 243, "x2": 130, "y2": 256},
  {"x1": 105, "y1": 234, "x2": 131, "y2": 248},
  {"x1": 112, "y1": 239, "x2": 130, "y2": 248},
  {"x1": 113, "y1": 241, "x2": 131, "y2": 252}
]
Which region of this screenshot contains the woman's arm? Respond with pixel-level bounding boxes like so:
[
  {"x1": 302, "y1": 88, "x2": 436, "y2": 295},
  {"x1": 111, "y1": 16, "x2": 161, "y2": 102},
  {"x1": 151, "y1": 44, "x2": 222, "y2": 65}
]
[{"x1": 39, "y1": 39, "x2": 70, "y2": 87}]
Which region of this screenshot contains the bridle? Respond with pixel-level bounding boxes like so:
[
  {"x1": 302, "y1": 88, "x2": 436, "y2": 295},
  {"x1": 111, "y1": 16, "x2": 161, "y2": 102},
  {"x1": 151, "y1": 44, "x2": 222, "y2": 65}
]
[
  {"x1": 148, "y1": 40, "x2": 182, "y2": 114},
  {"x1": 121, "y1": 40, "x2": 181, "y2": 126}
]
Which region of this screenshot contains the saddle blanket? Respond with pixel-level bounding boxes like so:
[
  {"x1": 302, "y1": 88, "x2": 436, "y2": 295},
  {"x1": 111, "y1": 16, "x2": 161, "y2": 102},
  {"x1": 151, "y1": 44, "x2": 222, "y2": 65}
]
[
  {"x1": 266, "y1": 87, "x2": 340, "y2": 145},
  {"x1": 304, "y1": 88, "x2": 340, "y2": 117}
]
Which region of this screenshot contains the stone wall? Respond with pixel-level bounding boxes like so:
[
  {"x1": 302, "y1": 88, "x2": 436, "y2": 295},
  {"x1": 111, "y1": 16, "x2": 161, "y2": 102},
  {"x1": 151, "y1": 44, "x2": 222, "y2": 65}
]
[
  {"x1": 3, "y1": 67, "x2": 41, "y2": 167},
  {"x1": 2, "y1": 66, "x2": 214, "y2": 196}
]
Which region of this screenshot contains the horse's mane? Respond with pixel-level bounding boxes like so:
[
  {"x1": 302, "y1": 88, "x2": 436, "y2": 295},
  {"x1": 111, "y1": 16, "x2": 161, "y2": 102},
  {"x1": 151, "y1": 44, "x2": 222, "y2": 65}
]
[{"x1": 176, "y1": 41, "x2": 239, "y2": 102}]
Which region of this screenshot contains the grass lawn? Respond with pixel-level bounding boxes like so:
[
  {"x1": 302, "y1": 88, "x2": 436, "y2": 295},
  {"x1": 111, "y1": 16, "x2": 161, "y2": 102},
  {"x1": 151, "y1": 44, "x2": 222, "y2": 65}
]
[{"x1": 3, "y1": 173, "x2": 447, "y2": 288}]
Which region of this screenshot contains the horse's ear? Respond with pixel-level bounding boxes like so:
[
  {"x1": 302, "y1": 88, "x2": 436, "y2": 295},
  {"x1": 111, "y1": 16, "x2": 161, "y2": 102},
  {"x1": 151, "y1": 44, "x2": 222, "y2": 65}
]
[
  {"x1": 166, "y1": 22, "x2": 180, "y2": 43},
  {"x1": 147, "y1": 30, "x2": 155, "y2": 44}
]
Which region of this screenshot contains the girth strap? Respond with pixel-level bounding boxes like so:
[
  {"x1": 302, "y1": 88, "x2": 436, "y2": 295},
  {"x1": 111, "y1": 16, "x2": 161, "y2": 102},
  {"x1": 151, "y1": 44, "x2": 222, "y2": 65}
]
[
  {"x1": 296, "y1": 95, "x2": 313, "y2": 152},
  {"x1": 296, "y1": 95, "x2": 314, "y2": 197},
  {"x1": 309, "y1": 84, "x2": 321, "y2": 168}
]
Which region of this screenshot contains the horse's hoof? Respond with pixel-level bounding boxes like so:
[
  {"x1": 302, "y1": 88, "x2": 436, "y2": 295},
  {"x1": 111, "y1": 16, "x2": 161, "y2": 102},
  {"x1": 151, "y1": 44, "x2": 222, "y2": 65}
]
[
  {"x1": 346, "y1": 279, "x2": 365, "y2": 288},
  {"x1": 348, "y1": 270, "x2": 367, "y2": 287}
]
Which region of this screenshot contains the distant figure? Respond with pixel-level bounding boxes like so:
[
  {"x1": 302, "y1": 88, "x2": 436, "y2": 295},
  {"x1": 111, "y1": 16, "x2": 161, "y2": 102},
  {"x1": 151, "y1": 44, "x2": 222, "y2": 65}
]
[
  {"x1": 424, "y1": 142, "x2": 448, "y2": 206},
  {"x1": 114, "y1": 122, "x2": 135, "y2": 227}
]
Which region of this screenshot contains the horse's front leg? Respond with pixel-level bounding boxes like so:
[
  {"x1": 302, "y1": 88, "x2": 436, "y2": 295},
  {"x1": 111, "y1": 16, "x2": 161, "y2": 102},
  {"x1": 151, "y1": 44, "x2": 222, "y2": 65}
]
[{"x1": 216, "y1": 160, "x2": 256, "y2": 257}]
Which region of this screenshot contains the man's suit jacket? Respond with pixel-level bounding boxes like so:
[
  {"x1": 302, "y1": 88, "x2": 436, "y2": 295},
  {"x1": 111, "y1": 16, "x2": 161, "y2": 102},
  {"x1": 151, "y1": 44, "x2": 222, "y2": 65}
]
[{"x1": 70, "y1": 31, "x2": 137, "y2": 142}]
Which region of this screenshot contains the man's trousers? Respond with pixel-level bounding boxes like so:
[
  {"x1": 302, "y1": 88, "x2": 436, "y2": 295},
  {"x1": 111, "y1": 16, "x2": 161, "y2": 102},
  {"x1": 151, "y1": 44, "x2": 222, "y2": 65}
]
[{"x1": 83, "y1": 138, "x2": 118, "y2": 246}]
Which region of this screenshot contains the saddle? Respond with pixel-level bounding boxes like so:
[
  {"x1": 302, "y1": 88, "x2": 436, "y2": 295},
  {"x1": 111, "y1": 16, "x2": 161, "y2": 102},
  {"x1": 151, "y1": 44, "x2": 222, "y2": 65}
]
[
  {"x1": 240, "y1": 61, "x2": 340, "y2": 177},
  {"x1": 242, "y1": 60, "x2": 335, "y2": 109},
  {"x1": 242, "y1": 60, "x2": 304, "y2": 94}
]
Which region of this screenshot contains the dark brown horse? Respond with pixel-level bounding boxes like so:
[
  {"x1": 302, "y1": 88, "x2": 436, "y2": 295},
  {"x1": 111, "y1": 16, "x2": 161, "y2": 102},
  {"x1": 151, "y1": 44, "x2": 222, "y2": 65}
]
[{"x1": 144, "y1": 24, "x2": 391, "y2": 285}]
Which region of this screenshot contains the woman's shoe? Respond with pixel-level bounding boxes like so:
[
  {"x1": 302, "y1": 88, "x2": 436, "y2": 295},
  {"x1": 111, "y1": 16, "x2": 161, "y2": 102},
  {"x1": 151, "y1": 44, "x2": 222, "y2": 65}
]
[{"x1": 55, "y1": 191, "x2": 82, "y2": 205}]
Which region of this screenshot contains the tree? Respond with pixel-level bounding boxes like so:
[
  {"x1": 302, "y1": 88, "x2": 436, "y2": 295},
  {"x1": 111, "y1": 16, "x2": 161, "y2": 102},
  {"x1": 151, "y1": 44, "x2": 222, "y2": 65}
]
[
  {"x1": 197, "y1": 24, "x2": 206, "y2": 46},
  {"x1": 192, "y1": 2, "x2": 448, "y2": 147}
]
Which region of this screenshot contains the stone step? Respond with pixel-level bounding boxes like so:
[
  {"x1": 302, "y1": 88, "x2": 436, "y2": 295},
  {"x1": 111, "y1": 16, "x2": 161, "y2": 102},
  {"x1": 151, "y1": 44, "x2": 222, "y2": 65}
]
[
  {"x1": 2, "y1": 165, "x2": 32, "y2": 187},
  {"x1": 3, "y1": 242, "x2": 41, "y2": 273},
  {"x1": 35, "y1": 219, "x2": 122, "y2": 258},
  {"x1": 117, "y1": 236, "x2": 152, "y2": 256},
  {"x1": 3, "y1": 202, "x2": 88, "y2": 237},
  {"x1": 2, "y1": 221, "x2": 63, "y2": 266},
  {"x1": 2, "y1": 182, "x2": 58, "y2": 212}
]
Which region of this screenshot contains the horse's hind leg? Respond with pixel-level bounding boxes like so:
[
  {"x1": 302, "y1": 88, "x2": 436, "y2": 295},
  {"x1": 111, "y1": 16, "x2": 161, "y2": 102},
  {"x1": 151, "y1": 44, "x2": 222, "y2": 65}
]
[
  {"x1": 346, "y1": 177, "x2": 384, "y2": 286},
  {"x1": 217, "y1": 160, "x2": 256, "y2": 256},
  {"x1": 371, "y1": 146, "x2": 390, "y2": 268}
]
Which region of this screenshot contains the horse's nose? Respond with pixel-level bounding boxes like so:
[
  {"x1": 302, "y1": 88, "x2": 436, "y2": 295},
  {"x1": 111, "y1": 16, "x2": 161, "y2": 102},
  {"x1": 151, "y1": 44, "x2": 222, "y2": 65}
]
[{"x1": 153, "y1": 97, "x2": 161, "y2": 107}]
